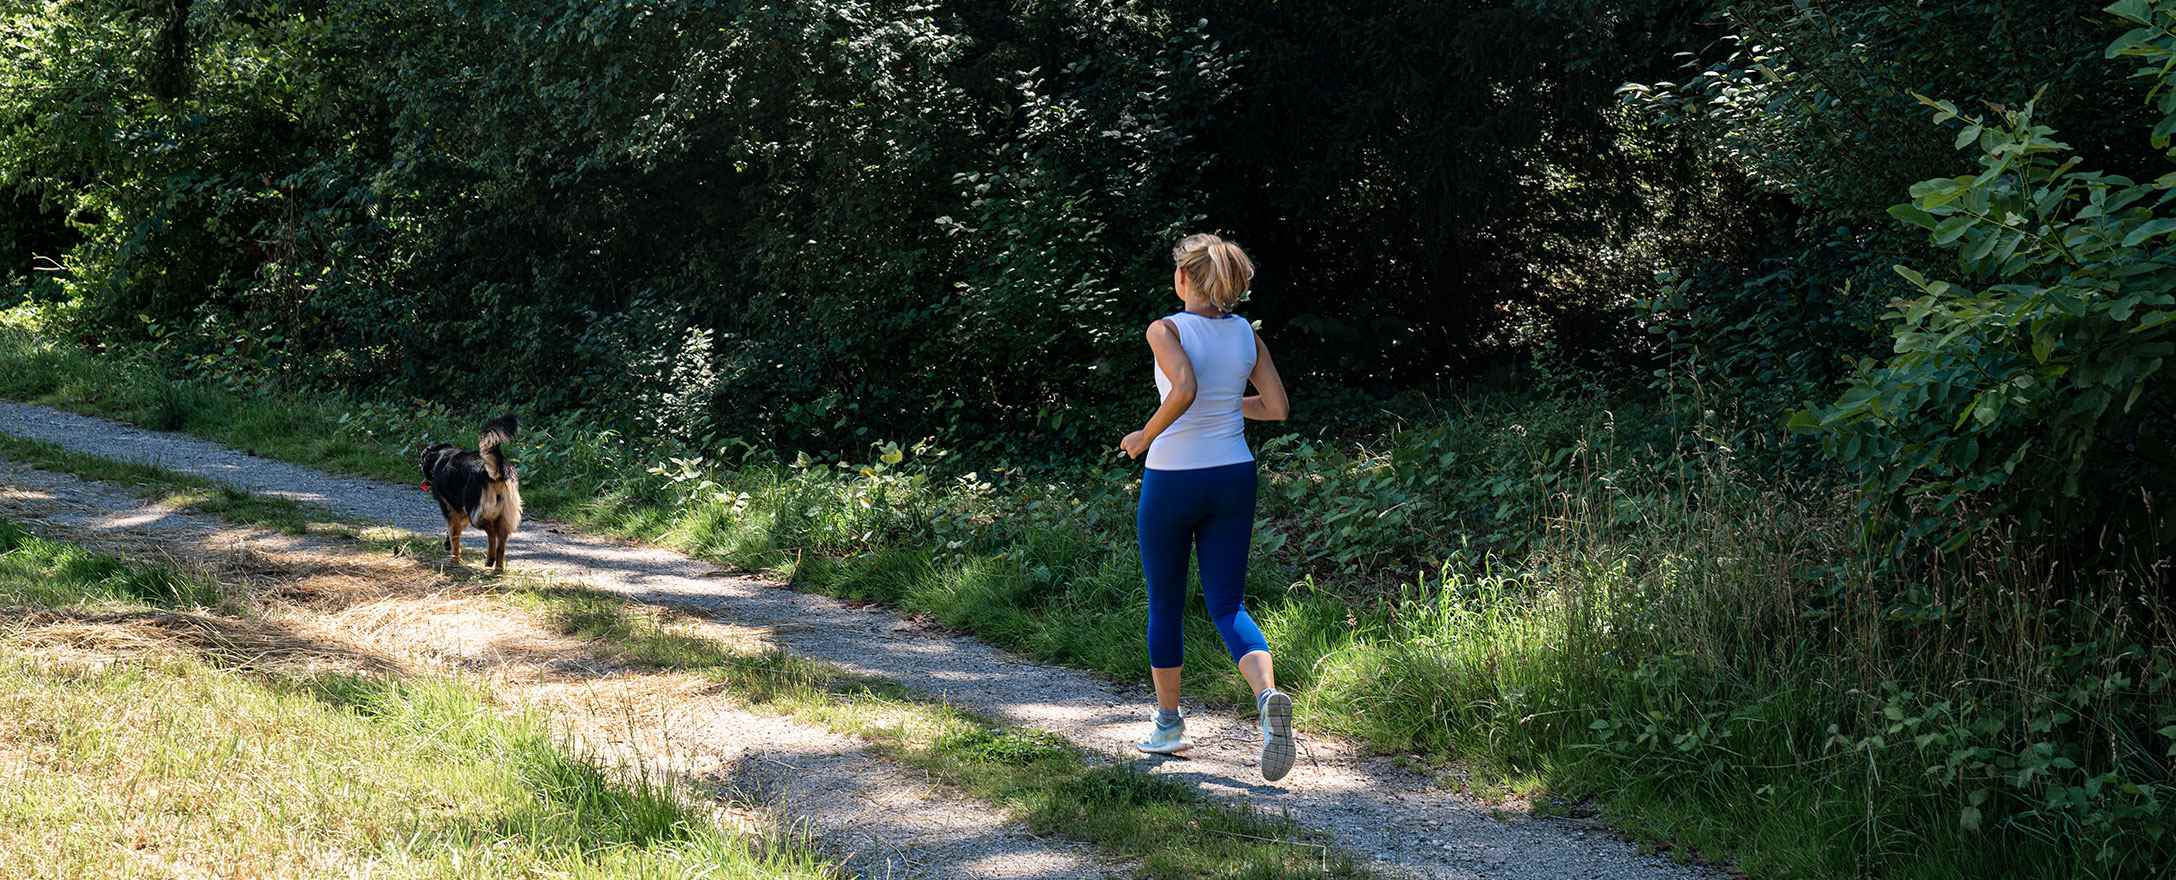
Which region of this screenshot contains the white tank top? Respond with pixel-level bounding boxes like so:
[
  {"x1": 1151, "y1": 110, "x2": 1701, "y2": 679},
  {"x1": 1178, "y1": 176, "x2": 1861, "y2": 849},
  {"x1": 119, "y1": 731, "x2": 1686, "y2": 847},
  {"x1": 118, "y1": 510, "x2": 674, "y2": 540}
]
[{"x1": 1147, "y1": 311, "x2": 1256, "y2": 471}]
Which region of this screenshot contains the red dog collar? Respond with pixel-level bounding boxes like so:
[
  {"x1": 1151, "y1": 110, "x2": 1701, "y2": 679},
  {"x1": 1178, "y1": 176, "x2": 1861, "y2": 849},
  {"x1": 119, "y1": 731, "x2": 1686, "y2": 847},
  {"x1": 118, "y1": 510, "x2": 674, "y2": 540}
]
[{"x1": 420, "y1": 480, "x2": 432, "y2": 492}]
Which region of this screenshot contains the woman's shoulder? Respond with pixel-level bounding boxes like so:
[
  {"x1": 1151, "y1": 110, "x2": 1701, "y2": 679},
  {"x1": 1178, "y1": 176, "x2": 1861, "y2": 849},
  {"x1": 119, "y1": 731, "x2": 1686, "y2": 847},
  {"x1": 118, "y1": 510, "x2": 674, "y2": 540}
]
[
  {"x1": 1168, "y1": 310, "x2": 1250, "y2": 324},
  {"x1": 1158, "y1": 311, "x2": 1252, "y2": 340}
]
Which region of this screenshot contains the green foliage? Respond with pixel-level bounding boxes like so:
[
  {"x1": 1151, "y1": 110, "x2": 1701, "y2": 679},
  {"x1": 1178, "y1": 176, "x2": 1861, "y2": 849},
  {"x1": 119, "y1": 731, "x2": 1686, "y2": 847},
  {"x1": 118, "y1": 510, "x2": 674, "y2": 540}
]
[
  {"x1": 0, "y1": 0, "x2": 1238, "y2": 452},
  {"x1": 1167, "y1": 0, "x2": 1713, "y2": 370},
  {"x1": 1801, "y1": 3, "x2": 2176, "y2": 549},
  {"x1": 5, "y1": 1, "x2": 2176, "y2": 875},
  {"x1": 1636, "y1": 240, "x2": 1888, "y2": 432},
  {"x1": 1256, "y1": 400, "x2": 1687, "y2": 573},
  {"x1": 1621, "y1": 1, "x2": 2164, "y2": 421},
  {"x1": 1623, "y1": 1, "x2": 2153, "y2": 221},
  {"x1": 0, "y1": 0, "x2": 1736, "y2": 453}
]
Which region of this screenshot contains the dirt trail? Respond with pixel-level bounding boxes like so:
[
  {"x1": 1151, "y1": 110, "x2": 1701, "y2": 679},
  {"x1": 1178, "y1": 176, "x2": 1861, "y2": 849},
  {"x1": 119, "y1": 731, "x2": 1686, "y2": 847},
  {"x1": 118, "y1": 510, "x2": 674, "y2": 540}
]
[
  {"x1": 0, "y1": 402, "x2": 1721, "y2": 880},
  {"x1": 0, "y1": 458, "x2": 1118, "y2": 880}
]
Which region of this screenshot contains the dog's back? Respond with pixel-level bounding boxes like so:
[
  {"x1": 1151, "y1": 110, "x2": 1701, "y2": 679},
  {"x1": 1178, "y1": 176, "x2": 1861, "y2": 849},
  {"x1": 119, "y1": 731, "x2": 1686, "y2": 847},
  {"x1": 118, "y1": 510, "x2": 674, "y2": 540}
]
[{"x1": 421, "y1": 443, "x2": 490, "y2": 523}]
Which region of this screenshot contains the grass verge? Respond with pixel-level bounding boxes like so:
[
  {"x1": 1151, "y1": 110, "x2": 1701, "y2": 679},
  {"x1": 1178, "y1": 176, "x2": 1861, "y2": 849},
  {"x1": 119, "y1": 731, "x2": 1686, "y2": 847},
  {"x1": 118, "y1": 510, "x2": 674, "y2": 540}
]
[
  {"x1": 0, "y1": 430, "x2": 430, "y2": 551},
  {"x1": 0, "y1": 521, "x2": 835, "y2": 880},
  {"x1": 0, "y1": 651, "x2": 836, "y2": 880}
]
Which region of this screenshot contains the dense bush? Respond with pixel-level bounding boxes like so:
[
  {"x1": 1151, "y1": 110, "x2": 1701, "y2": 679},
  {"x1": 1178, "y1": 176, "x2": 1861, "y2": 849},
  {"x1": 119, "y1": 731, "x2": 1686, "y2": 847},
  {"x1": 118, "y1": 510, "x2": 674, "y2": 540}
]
[
  {"x1": 0, "y1": 0, "x2": 1721, "y2": 453},
  {"x1": 1622, "y1": 1, "x2": 2163, "y2": 409},
  {"x1": 1796, "y1": 2, "x2": 2176, "y2": 554},
  {"x1": 0, "y1": 0, "x2": 1230, "y2": 449}
]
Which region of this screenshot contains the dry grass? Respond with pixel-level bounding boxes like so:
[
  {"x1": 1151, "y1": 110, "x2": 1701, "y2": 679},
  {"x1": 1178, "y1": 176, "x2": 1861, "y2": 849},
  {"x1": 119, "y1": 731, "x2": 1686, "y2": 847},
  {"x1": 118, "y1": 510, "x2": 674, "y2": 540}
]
[{"x1": 5, "y1": 606, "x2": 400, "y2": 675}]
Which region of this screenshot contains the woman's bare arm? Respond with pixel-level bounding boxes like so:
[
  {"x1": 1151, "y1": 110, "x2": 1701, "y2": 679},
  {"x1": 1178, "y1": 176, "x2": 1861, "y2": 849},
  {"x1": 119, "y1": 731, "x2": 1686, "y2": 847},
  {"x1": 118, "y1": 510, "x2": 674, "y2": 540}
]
[
  {"x1": 1122, "y1": 320, "x2": 1197, "y2": 458},
  {"x1": 1243, "y1": 333, "x2": 1289, "y2": 421}
]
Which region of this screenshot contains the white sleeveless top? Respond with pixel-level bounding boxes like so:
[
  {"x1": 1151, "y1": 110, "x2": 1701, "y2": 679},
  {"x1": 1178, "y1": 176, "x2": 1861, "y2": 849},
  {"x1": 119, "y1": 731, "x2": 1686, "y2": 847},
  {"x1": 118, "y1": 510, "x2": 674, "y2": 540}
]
[{"x1": 1147, "y1": 311, "x2": 1256, "y2": 471}]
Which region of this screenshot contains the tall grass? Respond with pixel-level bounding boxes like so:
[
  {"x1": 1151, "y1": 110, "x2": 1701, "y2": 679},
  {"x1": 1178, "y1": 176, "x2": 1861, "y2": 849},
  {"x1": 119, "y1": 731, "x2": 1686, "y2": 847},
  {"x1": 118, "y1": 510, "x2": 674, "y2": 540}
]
[
  {"x1": 1334, "y1": 439, "x2": 2175, "y2": 879},
  {"x1": 0, "y1": 320, "x2": 2168, "y2": 878}
]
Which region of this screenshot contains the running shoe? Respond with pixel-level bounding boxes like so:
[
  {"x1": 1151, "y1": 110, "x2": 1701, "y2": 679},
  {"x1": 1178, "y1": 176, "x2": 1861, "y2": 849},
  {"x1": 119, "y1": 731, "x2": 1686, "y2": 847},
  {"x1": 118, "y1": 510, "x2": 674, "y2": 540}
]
[
  {"x1": 1257, "y1": 689, "x2": 1295, "y2": 781},
  {"x1": 1137, "y1": 710, "x2": 1191, "y2": 755}
]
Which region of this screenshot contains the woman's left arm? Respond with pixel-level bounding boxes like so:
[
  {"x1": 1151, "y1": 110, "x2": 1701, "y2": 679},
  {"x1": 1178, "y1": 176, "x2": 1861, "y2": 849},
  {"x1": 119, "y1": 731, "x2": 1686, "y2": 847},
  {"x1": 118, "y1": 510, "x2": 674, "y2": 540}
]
[{"x1": 1243, "y1": 333, "x2": 1289, "y2": 421}]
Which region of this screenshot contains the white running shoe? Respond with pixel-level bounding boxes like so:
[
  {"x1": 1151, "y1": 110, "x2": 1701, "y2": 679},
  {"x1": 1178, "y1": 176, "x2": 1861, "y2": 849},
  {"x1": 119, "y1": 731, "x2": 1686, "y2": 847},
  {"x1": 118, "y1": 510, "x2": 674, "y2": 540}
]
[
  {"x1": 1137, "y1": 711, "x2": 1191, "y2": 755},
  {"x1": 1257, "y1": 689, "x2": 1295, "y2": 781}
]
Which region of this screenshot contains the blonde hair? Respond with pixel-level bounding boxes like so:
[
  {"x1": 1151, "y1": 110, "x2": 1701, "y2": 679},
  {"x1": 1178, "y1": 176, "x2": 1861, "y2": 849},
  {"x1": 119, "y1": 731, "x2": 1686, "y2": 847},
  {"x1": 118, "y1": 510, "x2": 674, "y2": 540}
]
[{"x1": 1172, "y1": 233, "x2": 1254, "y2": 313}]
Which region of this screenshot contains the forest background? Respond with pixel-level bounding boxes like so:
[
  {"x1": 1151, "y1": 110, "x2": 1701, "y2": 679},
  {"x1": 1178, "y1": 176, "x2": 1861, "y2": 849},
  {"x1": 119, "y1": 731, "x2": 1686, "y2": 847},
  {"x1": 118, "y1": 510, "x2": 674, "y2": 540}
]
[{"x1": 4, "y1": 2, "x2": 2174, "y2": 877}]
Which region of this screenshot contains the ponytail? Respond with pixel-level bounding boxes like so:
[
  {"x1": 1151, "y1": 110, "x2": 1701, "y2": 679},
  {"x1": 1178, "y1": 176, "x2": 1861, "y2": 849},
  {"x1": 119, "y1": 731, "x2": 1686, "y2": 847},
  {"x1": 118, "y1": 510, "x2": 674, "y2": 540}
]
[{"x1": 1171, "y1": 233, "x2": 1255, "y2": 313}]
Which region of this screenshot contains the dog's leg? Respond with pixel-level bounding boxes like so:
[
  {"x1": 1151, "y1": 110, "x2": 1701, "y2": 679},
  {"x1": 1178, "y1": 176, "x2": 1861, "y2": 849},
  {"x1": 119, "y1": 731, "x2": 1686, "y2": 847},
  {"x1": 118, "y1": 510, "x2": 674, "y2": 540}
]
[
  {"x1": 490, "y1": 529, "x2": 506, "y2": 573},
  {"x1": 437, "y1": 497, "x2": 458, "y2": 555},
  {"x1": 449, "y1": 519, "x2": 465, "y2": 564}
]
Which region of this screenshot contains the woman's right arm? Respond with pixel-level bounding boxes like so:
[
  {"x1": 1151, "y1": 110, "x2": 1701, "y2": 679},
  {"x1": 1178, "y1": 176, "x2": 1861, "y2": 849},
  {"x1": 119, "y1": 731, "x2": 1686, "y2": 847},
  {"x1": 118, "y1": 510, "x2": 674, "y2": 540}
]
[{"x1": 1243, "y1": 333, "x2": 1289, "y2": 421}]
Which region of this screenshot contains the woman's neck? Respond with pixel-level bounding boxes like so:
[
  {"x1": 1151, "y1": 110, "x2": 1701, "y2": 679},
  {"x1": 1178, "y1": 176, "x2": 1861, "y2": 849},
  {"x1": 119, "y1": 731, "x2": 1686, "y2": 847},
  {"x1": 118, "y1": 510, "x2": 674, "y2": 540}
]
[{"x1": 1181, "y1": 301, "x2": 1225, "y2": 318}]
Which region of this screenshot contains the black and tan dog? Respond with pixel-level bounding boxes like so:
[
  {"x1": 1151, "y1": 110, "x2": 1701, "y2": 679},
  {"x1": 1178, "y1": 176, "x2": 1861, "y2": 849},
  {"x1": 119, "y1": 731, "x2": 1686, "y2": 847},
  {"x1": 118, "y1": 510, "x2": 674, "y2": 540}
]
[{"x1": 420, "y1": 415, "x2": 523, "y2": 572}]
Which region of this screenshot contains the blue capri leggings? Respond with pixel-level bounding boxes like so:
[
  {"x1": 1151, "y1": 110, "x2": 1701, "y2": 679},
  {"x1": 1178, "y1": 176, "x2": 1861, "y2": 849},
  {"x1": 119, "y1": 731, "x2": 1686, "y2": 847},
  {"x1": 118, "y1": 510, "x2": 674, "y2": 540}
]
[{"x1": 1138, "y1": 460, "x2": 1271, "y2": 669}]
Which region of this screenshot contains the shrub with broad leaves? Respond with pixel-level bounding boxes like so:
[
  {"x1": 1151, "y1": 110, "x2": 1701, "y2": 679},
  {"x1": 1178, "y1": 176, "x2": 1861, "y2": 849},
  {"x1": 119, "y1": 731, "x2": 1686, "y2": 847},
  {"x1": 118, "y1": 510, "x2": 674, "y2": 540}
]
[{"x1": 1798, "y1": 0, "x2": 2176, "y2": 554}]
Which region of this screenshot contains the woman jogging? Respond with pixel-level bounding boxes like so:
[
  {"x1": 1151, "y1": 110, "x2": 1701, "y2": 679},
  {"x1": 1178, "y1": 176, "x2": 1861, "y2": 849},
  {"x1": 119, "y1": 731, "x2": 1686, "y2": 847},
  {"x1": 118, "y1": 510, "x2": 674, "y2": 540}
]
[{"x1": 1118, "y1": 233, "x2": 1294, "y2": 782}]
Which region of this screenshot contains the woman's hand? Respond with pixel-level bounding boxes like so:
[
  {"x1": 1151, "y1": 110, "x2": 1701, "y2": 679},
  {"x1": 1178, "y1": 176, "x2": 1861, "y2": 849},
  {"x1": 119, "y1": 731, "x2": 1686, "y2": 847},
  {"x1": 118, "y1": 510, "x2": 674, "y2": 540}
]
[{"x1": 1120, "y1": 430, "x2": 1151, "y2": 459}]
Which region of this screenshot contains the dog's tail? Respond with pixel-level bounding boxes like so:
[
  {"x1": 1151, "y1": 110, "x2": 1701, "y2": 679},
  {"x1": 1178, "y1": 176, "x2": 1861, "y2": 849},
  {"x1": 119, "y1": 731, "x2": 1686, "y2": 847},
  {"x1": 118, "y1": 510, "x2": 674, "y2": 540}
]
[{"x1": 478, "y1": 415, "x2": 518, "y2": 481}]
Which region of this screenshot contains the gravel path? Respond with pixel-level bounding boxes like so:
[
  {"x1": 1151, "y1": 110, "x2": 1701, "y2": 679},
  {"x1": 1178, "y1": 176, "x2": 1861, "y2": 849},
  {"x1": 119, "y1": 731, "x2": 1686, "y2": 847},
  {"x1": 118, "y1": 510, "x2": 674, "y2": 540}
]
[
  {"x1": 0, "y1": 457, "x2": 1118, "y2": 880},
  {"x1": 0, "y1": 402, "x2": 1723, "y2": 880}
]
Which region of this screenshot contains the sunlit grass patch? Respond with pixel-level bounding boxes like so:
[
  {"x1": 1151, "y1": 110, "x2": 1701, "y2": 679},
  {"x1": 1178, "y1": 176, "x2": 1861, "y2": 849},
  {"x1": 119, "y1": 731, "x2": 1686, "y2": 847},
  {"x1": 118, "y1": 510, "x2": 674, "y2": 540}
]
[
  {"x1": 0, "y1": 651, "x2": 836, "y2": 880},
  {"x1": 0, "y1": 518, "x2": 835, "y2": 880},
  {"x1": 0, "y1": 518, "x2": 221, "y2": 609}
]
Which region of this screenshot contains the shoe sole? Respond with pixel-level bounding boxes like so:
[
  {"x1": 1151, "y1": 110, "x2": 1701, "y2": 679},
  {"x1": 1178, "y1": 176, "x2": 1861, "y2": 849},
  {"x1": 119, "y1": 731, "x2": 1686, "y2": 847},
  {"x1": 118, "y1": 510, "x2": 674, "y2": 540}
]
[
  {"x1": 1259, "y1": 691, "x2": 1295, "y2": 782},
  {"x1": 1137, "y1": 741, "x2": 1192, "y2": 756}
]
